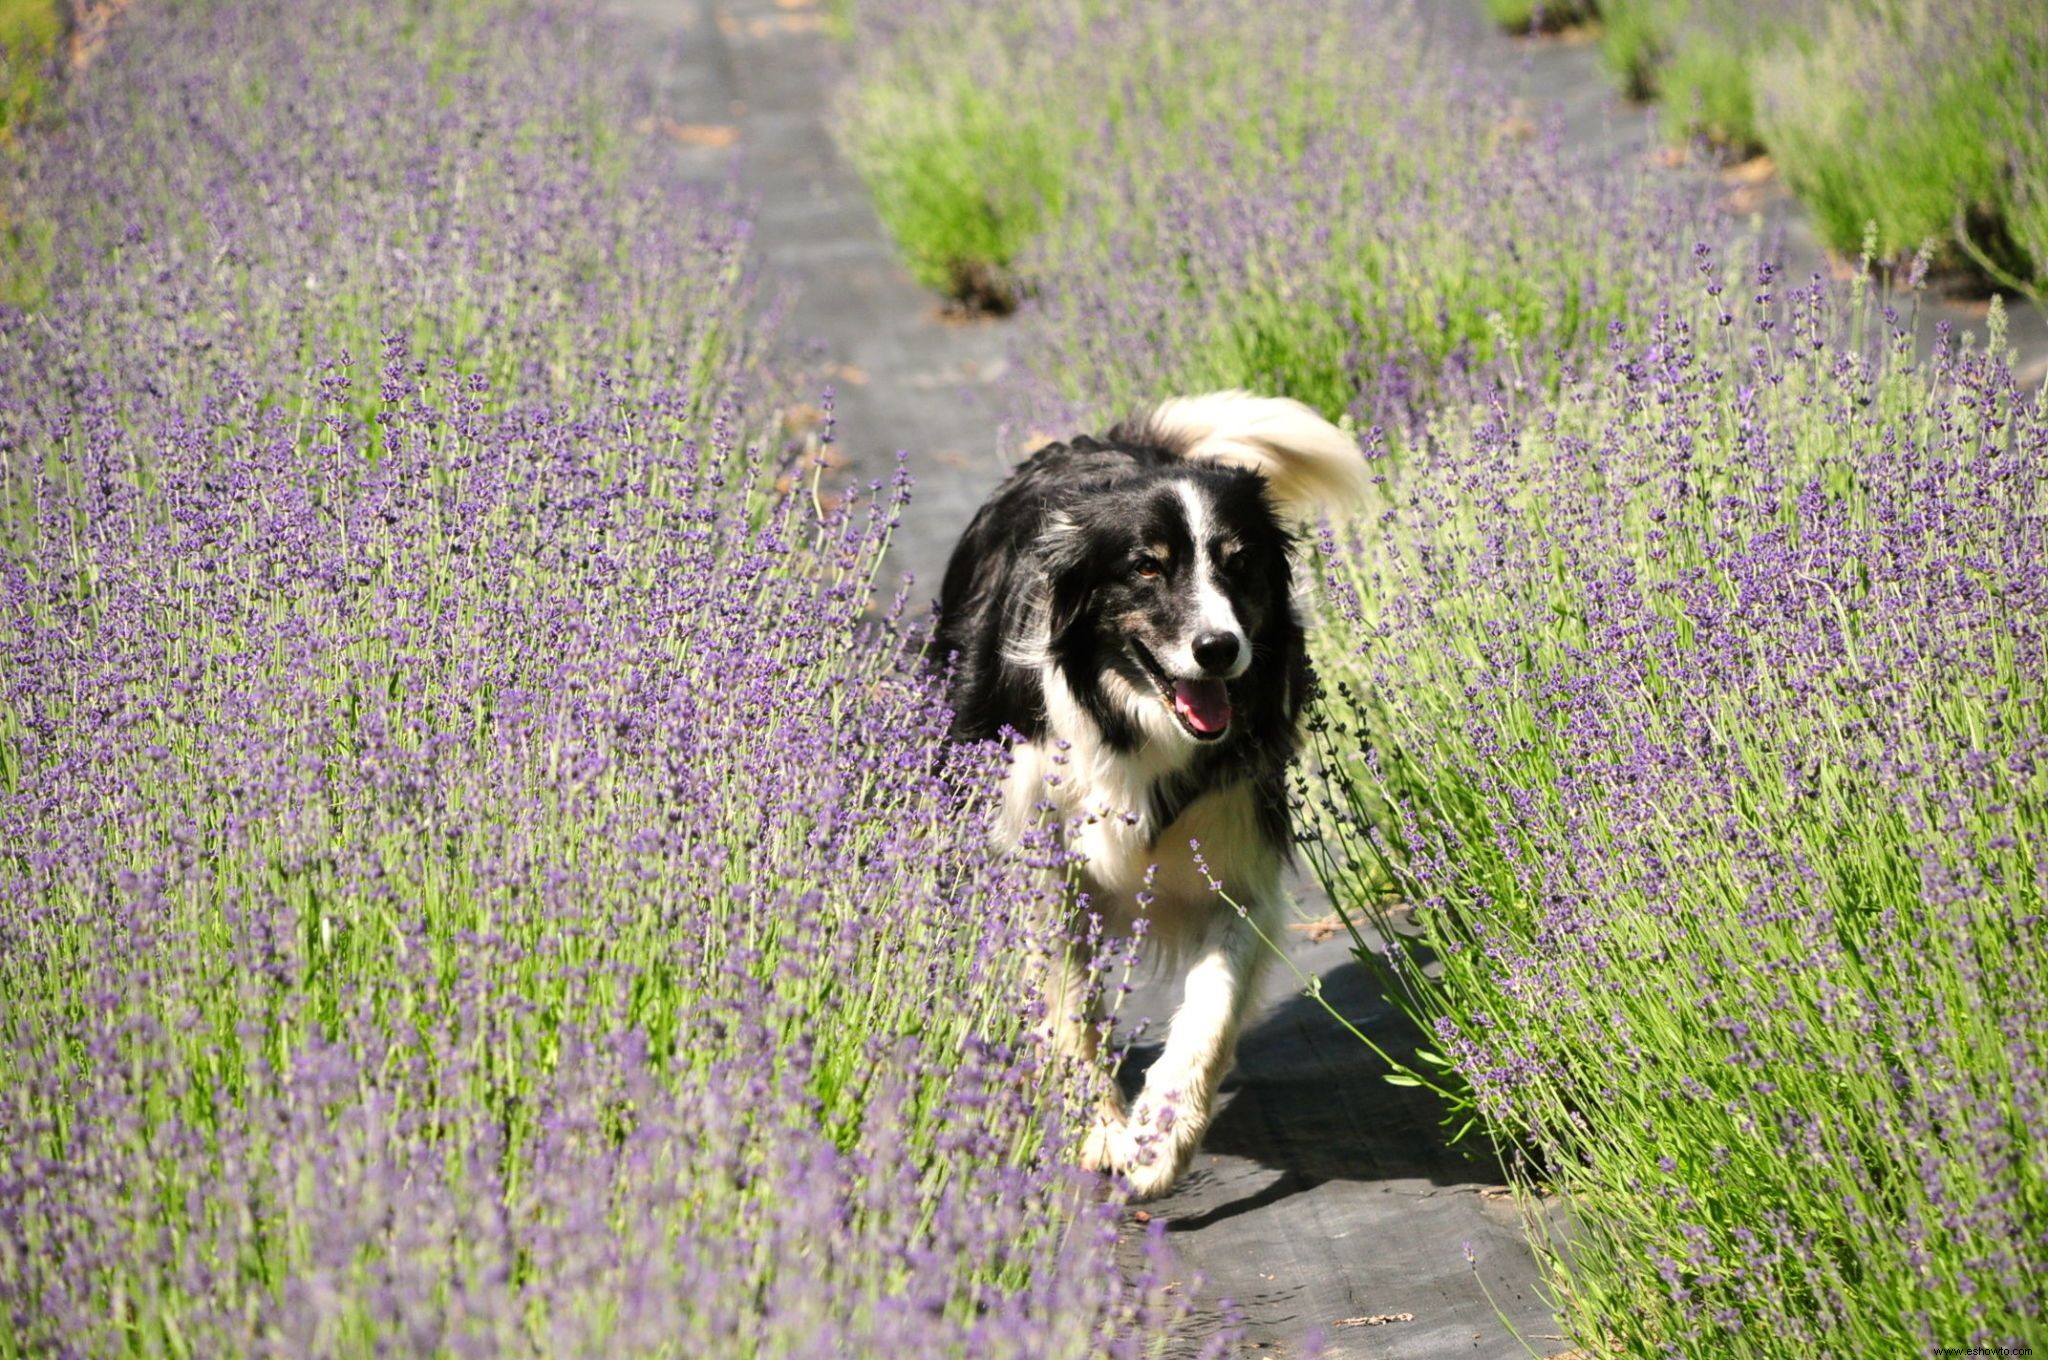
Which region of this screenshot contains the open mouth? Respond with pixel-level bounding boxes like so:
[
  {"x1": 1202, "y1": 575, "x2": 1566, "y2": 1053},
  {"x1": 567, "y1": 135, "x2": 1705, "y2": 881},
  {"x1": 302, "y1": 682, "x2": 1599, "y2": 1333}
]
[{"x1": 1129, "y1": 641, "x2": 1233, "y2": 741}]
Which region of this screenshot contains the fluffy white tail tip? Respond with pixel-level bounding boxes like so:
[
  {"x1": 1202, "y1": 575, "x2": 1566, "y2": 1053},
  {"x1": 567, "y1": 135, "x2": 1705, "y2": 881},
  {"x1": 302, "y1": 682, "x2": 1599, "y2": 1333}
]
[{"x1": 1126, "y1": 390, "x2": 1371, "y2": 526}]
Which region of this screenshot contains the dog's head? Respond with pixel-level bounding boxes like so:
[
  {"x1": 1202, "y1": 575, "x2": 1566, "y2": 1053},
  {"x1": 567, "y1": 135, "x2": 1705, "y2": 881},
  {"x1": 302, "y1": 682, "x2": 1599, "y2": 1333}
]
[{"x1": 1035, "y1": 465, "x2": 1296, "y2": 748}]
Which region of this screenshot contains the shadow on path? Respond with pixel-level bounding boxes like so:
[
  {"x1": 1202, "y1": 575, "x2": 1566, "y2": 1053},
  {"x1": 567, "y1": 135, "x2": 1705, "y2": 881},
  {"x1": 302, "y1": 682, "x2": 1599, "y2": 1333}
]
[
  {"x1": 1119, "y1": 960, "x2": 1489, "y2": 1196},
  {"x1": 1116, "y1": 937, "x2": 1560, "y2": 1358}
]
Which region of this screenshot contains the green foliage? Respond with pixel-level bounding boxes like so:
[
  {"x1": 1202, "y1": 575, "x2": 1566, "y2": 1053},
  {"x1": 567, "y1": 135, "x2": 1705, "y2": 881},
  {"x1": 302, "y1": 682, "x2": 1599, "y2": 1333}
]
[
  {"x1": 1654, "y1": 24, "x2": 1759, "y2": 148},
  {"x1": 0, "y1": 0, "x2": 61, "y2": 305},
  {"x1": 0, "y1": 0, "x2": 61, "y2": 140},
  {"x1": 1592, "y1": 0, "x2": 1790, "y2": 149},
  {"x1": 837, "y1": 68, "x2": 1065, "y2": 307},
  {"x1": 1588, "y1": 0, "x2": 2048, "y2": 292},
  {"x1": 1757, "y1": 1, "x2": 2048, "y2": 292},
  {"x1": 837, "y1": 1, "x2": 1386, "y2": 312},
  {"x1": 1593, "y1": 0, "x2": 1672, "y2": 99}
]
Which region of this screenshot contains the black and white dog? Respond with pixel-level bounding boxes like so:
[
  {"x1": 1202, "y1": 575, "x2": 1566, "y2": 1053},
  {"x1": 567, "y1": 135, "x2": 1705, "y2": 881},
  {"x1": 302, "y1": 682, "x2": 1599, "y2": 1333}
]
[{"x1": 933, "y1": 391, "x2": 1368, "y2": 1199}]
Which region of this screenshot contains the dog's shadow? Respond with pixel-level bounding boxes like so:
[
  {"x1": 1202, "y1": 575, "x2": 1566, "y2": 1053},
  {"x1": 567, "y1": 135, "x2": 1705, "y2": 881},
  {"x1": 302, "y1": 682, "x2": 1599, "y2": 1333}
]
[{"x1": 1112, "y1": 954, "x2": 1492, "y2": 1230}]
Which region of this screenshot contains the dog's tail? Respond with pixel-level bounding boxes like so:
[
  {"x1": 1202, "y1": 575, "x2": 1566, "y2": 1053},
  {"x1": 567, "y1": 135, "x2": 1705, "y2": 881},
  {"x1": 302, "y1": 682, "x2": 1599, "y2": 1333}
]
[{"x1": 1113, "y1": 390, "x2": 1371, "y2": 526}]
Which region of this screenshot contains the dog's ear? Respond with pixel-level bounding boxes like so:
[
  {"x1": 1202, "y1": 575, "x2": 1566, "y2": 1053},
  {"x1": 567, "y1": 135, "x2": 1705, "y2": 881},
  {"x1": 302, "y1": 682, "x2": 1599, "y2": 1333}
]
[
  {"x1": 1114, "y1": 390, "x2": 1371, "y2": 528},
  {"x1": 1036, "y1": 511, "x2": 1093, "y2": 644}
]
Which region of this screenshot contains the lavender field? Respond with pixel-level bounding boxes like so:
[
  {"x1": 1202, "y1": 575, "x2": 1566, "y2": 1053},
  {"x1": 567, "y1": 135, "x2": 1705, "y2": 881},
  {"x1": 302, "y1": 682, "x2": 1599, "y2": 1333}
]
[
  {"x1": 839, "y1": 0, "x2": 1719, "y2": 437},
  {"x1": 840, "y1": 0, "x2": 2047, "y2": 1354},
  {"x1": 0, "y1": 2, "x2": 1213, "y2": 1355},
  {"x1": 5, "y1": 0, "x2": 2044, "y2": 1355}
]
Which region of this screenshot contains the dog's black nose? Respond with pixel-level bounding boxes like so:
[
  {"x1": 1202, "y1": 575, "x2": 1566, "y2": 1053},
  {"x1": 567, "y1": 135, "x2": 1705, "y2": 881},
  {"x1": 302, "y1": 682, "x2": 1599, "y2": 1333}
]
[{"x1": 1192, "y1": 632, "x2": 1243, "y2": 675}]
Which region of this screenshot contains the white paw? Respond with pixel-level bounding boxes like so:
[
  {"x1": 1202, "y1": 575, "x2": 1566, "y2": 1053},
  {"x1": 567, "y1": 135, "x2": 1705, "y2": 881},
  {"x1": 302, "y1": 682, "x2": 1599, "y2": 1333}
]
[
  {"x1": 1078, "y1": 1114, "x2": 1190, "y2": 1200},
  {"x1": 1078, "y1": 1113, "x2": 1132, "y2": 1175},
  {"x1": 1119, "y1": 1144, "x2": 1189, "y2": 1201}
]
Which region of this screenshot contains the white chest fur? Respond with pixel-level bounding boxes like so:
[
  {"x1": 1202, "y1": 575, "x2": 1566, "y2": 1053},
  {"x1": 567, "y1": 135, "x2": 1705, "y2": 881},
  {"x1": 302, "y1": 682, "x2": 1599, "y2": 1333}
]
[{"x1": 998, "y1": 667, "x2": 1285, "y2": 964}]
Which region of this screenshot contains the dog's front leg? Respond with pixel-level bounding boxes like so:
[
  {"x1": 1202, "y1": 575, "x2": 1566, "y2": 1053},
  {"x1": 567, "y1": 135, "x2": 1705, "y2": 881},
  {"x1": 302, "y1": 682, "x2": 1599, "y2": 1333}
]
[
  {"x1": 1099, "y1": 914, "x2": 1268, "y2": 1200},
  {"x1": 1044, "y1": 936, "x2": 1137, "y2": 1172},
  {"x1": 1039, "y1": 935, "x2": 1105, "y2": 1066}
]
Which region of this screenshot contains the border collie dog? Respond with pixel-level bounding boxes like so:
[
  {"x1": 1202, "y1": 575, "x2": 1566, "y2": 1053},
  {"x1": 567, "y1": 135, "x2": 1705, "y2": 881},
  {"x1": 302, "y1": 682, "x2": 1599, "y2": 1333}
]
[{"x1": 933, "y1": 391, "x2": 1368, "y2": 1199}]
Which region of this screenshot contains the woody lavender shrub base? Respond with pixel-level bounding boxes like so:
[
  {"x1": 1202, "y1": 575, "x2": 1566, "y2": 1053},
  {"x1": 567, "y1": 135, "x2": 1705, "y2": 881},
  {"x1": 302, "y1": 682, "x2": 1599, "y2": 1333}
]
[{"x1": 0, "y1": 2, "x2": 1216, "y2": 1355}]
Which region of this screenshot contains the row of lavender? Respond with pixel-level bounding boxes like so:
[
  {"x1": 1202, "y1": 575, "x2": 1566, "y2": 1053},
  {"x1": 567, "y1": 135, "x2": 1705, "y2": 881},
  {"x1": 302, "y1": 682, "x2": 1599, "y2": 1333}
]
[
  {"x1": 0, "y1": 2, "x2": 1208, "y2": 1354},
  {"x1": 840, "y1": 0, "x2": 2045, "y2": 1352},
  {"x1": 1514, "y1": 0, "x2": 2048, "y2": 298},
  {"x1": 1311, "y1": 274, "x2": 2047, "y2": 1352},
  {"x1": 839, "y1": 0, "x2": 1718, "y2": 434}
]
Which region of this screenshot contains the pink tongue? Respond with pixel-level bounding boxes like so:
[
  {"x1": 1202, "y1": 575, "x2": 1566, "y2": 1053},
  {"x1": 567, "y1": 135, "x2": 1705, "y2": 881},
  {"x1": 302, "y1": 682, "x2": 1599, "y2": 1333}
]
[{"x1": 1172, "y1": 679, "x2": 1233, "y2": 734}]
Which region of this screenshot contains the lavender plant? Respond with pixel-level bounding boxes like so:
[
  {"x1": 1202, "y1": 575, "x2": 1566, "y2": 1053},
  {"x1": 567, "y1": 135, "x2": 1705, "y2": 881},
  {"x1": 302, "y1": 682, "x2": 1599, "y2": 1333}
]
[
  {"x1": 1021, "y1": 71, "x2": 1713, "y2": 436},
  {"x1": 1590, "y1": 0, "x2": 2048, "y2": 292},
  {"x1": 841, "y1": 0, "x2": 1716, "y2": 409},
  {"x1": 0, "y1": 2, "x2": 1218, "y2": 1353},
  {"x1": 4, "y1": 0, "x2": 752, "y2": 418},
  {"x1": 1756, "y1": 1, "x2": 2048, "y2": 295},
  {"x1": 1, "y1": 349, "x2": 1199, "y2": 1358},
  {"x1": 1307, "y1": 257, "x2": 2047, "y2": 1352},
  {"x1": 848, "y1": 0, "x2": 2045, "y2": 1348}
]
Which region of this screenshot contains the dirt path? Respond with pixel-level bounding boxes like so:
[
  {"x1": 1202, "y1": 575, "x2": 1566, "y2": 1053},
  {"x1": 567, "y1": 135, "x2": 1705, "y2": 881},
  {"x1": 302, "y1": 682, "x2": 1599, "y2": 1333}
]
[
  {"x1": 600, "y1": 3, "x2": 1568, "y2": 1356},
  {"x1": 600, "y1": 4, "x2": 2041, "y2": 1357},
  {"x1": 605, "y1": 0, "x2": 1015, "y2": 598}
]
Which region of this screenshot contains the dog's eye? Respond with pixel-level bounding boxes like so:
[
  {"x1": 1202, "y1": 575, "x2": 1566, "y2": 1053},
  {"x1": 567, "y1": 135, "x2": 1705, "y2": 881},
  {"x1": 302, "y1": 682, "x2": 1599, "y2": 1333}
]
[{"x1": 1134, "y1": 555, "x2": 1163, "y2": 579}]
